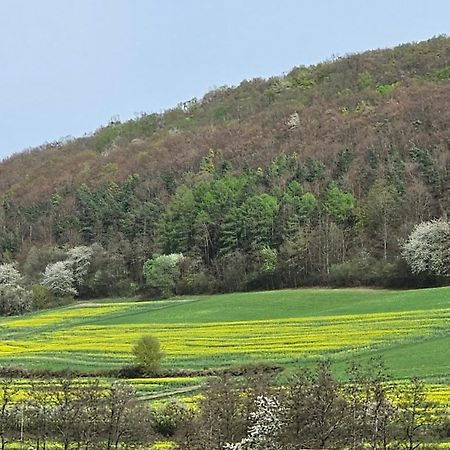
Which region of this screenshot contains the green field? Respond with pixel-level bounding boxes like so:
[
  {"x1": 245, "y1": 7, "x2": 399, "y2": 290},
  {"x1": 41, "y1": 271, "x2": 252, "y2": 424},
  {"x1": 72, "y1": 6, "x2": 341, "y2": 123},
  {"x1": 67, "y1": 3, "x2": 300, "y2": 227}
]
[{"x1": 0, "y1": 287, "x2": 449, "y2": 381}]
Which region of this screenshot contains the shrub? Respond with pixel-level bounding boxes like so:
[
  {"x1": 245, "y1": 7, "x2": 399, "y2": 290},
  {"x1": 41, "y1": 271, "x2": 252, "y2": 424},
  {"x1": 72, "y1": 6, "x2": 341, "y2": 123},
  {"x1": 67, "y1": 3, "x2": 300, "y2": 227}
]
[
  {"x1": 31, "y1": 284, "x2": 52, "y2": 310},
  {"x1": 143, "y1": 254, "x2": 184, "y2": 298},
  {"x1": 132, "y1": 335, "x2": 165, "y2": 375},
  {"x1": 328, "y1": 255, "x2": 414, "y2": 288},
  {"x1": 152, "y1": 400, "x2": 192, "y2": 437}
]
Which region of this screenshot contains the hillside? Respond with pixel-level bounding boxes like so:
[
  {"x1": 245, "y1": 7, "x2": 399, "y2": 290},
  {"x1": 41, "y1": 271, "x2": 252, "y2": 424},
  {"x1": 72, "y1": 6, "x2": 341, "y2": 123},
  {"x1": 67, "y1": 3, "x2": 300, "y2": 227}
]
[
  {"x1": 1, "y1": 286, "x2": 449, "y2": 381},
  {"x1": 1, "y1": 36, "x2": 450, "y2": 293}
]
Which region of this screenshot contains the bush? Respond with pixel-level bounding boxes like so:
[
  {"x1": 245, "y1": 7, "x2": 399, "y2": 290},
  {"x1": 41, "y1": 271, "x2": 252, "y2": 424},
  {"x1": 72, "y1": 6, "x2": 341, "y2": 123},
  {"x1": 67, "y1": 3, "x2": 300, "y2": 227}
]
[
  {"x1": 152, "y1": 400, "x2": 192, "y2": 437},
  {"x1": 328, "y1": 255, "x2": 424, "y2": 288},
  {"x1": 143, "y1": 254, "x2": 184, "y2": 298},
  {"x1": 31, "y1": 284, "x2": 53, "y2": 310},
  {"x1": 217, "y1": 251, "x2": 249, "y2": 293},
  {"x1": 132, "y1": 335, "x2": 165, "y2": 375},
  {"x1": 80, "y1": 243, "x2": 135, "y2": 298}
]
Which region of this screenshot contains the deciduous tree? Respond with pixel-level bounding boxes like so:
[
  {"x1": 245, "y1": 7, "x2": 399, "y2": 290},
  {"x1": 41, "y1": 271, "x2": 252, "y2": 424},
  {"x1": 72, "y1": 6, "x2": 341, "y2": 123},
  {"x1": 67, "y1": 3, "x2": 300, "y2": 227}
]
[
  {"x1": 402, "y1": 219, "x2": 450, "y2": 276},
  {"x1": 132, "y1": 335, "x2": 164, "y2": 375}
]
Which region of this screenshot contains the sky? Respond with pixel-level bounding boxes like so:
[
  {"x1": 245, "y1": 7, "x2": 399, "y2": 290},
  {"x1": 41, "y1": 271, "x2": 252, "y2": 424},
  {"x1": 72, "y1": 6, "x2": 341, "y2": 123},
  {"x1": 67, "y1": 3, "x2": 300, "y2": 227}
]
[{"x1": 0, "y1": 0, "x2": 449, "y2": 159}]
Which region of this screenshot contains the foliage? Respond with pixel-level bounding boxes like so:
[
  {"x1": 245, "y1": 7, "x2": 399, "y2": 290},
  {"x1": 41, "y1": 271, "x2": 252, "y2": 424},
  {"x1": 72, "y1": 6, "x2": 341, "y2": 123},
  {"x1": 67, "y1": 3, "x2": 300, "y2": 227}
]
[
  {"x1": 402, "y1": 219, "x2": 450, "y2": 276},
  {"x1": 1, "y1": 38, "x2": 450, "y2": 295},
  {"x1": 80, "y1": 242, "x2": 134, "y2": 298},
  {"x1": 259, "y1": 246, "x2": 277, "y2": 274},
  {"x1": 41, "y1": 261, "x2": 77, "y2": 297},
  {"x1": 362, "y1": 181, "x2": 398, "y2": 259},
  {"x1": 376, "y1": 81, "x2": 399, "y2": 95},
  {"x1": 324, "y1": 183, "x2": 355, "y2": 222},
  {"x1": 395, "y1": 378, "x2": 431, "y2": 450},
  {"x1": 435, "y1": 65, "x2": 450, "y2": 79},
  {"x1": 240, "y1": 194, "x2": 279, "y2": 250},
  {"x1": 143, "y1": 253, "x2": 184, "y2": 298},
  {"x1": 22, "y1": 245, "x2": 67, "y2": 283},
  {"x1": 0, "y1": 263, "x2": 22, "y2": 286},
  {"x1": 0, "y1": 264, "x2": 32, "y2": 315},
  {"x1": 178, "y1": 363, "x2": 445, "y2": 450},
  {"x1": 225, "y1": 395, "x2": 284, "y2": 450},
  {"x1": 0, "y1": 367, "x2": 446, "y2": 450},
  {"x1": 31, "y1": 283, "x2": 53, "y2": 310},
  {"x1": 66, "y1": 245, "x2": 94, "y2": 286},
  {"x1": 0, "y1": 376, "x2": 153, "y2": 449},
  {"x1": 152, "y1": 399, "x2": 192, "y2": 437},
  {"x1": 132, "y1": 335, "x2": 165, "y2": 375},
  {"x1": 328, "y1": 254, "x2": 403, "y2": 287},
  {"x1": 358, "y1": 70, "x2": 374, "y2": 89}
]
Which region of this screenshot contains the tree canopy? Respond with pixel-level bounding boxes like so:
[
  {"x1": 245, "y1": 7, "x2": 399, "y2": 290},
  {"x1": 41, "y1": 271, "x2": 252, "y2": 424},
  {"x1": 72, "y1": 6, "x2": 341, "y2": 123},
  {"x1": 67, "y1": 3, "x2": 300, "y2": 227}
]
[
  {"x1": 402, "y1": 219, "x2": 450, "y2": 276},
  {"x1": 132, "y1": 335, "x2": 165, "y2": 375}
]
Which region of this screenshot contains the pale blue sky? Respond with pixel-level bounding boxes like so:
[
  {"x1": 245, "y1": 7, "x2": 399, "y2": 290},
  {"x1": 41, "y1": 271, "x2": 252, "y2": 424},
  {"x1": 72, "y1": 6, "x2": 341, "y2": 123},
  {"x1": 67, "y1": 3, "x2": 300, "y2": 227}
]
[{"x1": 0, "y1": 0, "x2": 449, "y2": 158}]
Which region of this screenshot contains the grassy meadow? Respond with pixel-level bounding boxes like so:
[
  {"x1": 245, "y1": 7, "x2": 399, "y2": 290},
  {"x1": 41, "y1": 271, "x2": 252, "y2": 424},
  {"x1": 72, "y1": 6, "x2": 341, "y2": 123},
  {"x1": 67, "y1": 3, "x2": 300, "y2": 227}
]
[{"x1": 0, "y1": 286, "x2": 449, "y2": 381}]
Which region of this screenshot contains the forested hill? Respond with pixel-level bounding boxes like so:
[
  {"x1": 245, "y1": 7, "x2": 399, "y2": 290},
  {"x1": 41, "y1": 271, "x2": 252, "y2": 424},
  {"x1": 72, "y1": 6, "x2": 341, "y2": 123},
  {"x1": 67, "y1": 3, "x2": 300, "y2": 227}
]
[{"x1": 1, "y1": 36, "x2": 450, "y2": 295}]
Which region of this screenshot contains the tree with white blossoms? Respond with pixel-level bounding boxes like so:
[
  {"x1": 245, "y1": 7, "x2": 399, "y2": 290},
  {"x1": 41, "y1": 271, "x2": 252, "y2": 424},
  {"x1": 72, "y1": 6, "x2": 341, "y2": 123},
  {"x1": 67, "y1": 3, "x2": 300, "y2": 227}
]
[
  {"x1": 402, "y1": 219, "x2": 450, "y2": 276},
  {"x1": 224, "y1": 395, "x2": 285, "y2": 450},
  {"x1": 41, "y1": 261, "x2": 77, "y2": 297},
  {"x1": 0, "y1": 263, "x2": 22, "y2": 285},
  {"x1": 0, "y1": 263, "x2": 32, "y2": 315},
  {"x1": 66, "y1": 245, "x2": 94, "y2": 286}
]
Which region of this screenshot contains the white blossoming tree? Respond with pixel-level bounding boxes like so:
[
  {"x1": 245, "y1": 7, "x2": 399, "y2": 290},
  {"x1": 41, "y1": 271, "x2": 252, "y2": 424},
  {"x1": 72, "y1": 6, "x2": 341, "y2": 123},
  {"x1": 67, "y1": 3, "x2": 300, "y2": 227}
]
[
  {"x1": 0, "y1": 263, "x2": 22, "y2": 285},
  {"x1": 41, "y1": 261, "x2": 77, "y2": 297},
  {"x1": 224, "y1": 395, "x2": 284, "y2": 450},
  {"x1": 0, "y1": 263, "x2": 32, "y2": 315},
  {"x1": 66, "y1": 245, "x2": 94, "y2": 286},
  {"x1": 402, "y1": 219, "x2": 450, "y2": 276}
]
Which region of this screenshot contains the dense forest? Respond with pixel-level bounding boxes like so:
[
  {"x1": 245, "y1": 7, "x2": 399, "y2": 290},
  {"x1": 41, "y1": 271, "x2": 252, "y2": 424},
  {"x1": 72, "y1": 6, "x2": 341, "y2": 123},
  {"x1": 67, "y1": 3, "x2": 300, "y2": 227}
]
[{"x1": 1, "y1": 36, "x2": 450, "y2": 299}]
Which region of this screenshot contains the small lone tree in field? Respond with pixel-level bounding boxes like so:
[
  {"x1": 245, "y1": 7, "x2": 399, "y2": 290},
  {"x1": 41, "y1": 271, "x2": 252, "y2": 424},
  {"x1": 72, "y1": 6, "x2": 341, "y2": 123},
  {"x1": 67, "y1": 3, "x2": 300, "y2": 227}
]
[{"x1": 132, "y1": 335, "x2": 164, "y2": 375}]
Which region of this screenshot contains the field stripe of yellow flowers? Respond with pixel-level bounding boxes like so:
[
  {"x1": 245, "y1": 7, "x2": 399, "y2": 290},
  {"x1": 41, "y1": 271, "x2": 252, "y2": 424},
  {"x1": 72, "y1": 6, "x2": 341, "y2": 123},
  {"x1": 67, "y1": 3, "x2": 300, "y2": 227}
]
[{"x1": 0, "y1": 299, "x2": 449, "y2": 373}]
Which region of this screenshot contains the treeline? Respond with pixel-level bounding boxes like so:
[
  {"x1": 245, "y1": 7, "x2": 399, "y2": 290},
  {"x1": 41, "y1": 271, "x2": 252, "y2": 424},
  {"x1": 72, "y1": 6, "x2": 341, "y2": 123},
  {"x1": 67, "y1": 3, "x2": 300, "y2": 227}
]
[
  {"x1": 0, "y1": 377, "x2": 151, "y2": 449},
  {"x1": 175, "y1": 361, "x2": 450, "y2": 450},
  {"x1": 1, "y1": 37, "x2": 450, "y2": 298},
  {"x1": 0, "y1": 361, "x2": 448, "y2": 449},
  {"x1": 1, "y1": 147, "x2": 449, "y2": 307}
]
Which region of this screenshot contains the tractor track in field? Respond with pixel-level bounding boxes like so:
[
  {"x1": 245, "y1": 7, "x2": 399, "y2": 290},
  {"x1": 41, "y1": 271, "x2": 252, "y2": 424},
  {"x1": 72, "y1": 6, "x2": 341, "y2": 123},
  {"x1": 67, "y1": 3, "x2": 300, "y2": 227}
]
[{"x1": 137, "y1": 385, "x2": 202, "y2": 401}]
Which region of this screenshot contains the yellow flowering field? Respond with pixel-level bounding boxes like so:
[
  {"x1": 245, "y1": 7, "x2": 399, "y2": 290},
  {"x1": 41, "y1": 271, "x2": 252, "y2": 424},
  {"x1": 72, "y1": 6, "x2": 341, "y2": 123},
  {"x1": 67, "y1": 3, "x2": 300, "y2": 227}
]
[
  {"x1": 0, "y1": 287, "x2": 448, "y2": 383},
  {"x1": 1, "y1": 308, "x2": 448, "y2": 369},
  {"x1": 0, "y1": 376, "x2": 205, "y2": 406},
  {"x1": 425, "y1": 384, "x2": 450, "y2": 406},
  {"x1": 4, "y1": 304, "x2": 125, "y2": 328},
  {"x1": 128, "y1": 376, "x2": 203, "y2": 395},
  {"x1": 149, "y1": 442, "x2": 178, "y2": 450}
]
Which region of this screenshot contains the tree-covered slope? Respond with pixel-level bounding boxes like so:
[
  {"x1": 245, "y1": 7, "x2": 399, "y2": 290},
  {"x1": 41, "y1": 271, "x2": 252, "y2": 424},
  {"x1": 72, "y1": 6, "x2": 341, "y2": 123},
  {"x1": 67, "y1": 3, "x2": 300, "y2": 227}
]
[
  {"x1": 1, "y1": 36, "x2": 450, "y2": 293},
  {"x1": 1, "y1": 36, "x2": 449, "y2": 201}
]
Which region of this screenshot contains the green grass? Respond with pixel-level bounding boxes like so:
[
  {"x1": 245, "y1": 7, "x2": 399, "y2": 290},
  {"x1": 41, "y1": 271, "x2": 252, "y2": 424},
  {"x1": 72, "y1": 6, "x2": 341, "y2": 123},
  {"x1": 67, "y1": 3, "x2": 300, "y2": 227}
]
[
  {"x1": 95, "y1": 287, "x2": 450, "y2": 324},
  {"x1": 0, "y1": 287, "x2": 449, "y2": 381}
]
